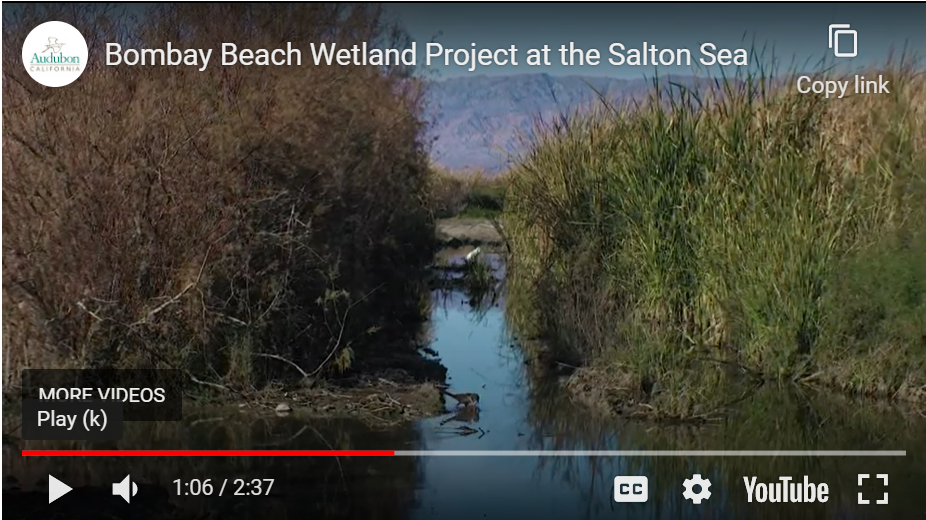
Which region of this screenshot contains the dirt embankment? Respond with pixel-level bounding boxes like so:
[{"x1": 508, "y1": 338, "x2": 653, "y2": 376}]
[
  {"x1": 436, "y1": 218, "x2": 503, "y2": 246},
  {"x1": 227, "y1": 371, "x2": 446, "y2": 428},
  {"x1": 185, "y1": 347, "x2": 451, "y2": 427}
]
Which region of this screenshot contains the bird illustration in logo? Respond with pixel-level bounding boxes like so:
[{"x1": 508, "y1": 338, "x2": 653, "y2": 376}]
[{"x1": 42, "y1": 37, "x2": 64, "y2": 53}]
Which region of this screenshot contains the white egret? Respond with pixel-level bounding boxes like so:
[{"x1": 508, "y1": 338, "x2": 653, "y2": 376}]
[{"x1": 464, "y1": 247, "x2": 482, "y2": 263}]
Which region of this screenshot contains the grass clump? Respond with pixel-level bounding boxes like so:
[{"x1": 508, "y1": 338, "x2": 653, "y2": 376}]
[
  {"x1": 461, "y1": 252, "x2": 498, "y2": 301},
  {"x1": 504, "y1": 63, "x2": 926, "y2": 415},
  {"x1": 2, "y1": 5, "x2": 436, "y2": 391},
  {"x1": 431, "y1": 248, "x2": 500, "y2": 311}
]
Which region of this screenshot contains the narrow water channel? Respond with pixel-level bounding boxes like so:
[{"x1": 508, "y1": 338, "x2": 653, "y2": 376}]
[{"x1": 3, "y1": 254, "x2": 924, "y2": 520}]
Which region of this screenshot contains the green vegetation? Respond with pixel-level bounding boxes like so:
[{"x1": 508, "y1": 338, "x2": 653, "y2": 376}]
[
  {"x1": 429, "y1": 167, "x2": 509, "y2": 219},
  {"x1": 2, "y1": 5, "x2": 436, "y2": 390},
  {"x1": 504, "y1": 63, "x2": 926, "y2": 416},
  {"x1": 460, "y1": 253, "x2": 497, "y2": 297}
]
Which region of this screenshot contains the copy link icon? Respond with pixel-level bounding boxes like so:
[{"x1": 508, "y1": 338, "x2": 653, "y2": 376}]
[
  {"x1": 829, "y1": 24, "x2": 857, "y2": 57},
  {"x1": 682, "y1": 474, "x2": 712, "y2": 504}
]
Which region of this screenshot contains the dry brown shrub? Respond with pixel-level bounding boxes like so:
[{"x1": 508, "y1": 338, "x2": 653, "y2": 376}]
[{"x1": 2, "y1": 4, "x2": 435, "y2": 388}]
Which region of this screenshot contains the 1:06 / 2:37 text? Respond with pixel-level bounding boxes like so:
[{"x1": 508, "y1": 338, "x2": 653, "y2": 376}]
[{"x1": 173, "y1": 478, "x2": 274, "y2": 496}]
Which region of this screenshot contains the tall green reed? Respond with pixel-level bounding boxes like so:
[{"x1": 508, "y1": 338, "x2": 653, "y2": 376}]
[{"x1": 504, "y1": 62, "x2": 925, "y2": 412}]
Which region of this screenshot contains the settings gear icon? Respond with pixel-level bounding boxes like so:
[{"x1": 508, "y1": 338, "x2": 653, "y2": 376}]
[{"x1": 682, "y1": 474, "x2": 712, "y2": 504}]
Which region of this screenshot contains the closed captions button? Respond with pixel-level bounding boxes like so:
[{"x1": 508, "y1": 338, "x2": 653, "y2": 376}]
[{"x1": 614, "y1": 476, "x2": 648, "y2": 502}]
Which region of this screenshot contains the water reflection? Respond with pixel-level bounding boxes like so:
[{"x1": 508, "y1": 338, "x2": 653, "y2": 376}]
[
  {"x1": 519, "y1": 377, "x2": 924, "y2": 519},
  {"x1": 412, "y1": 288, "x2": 924, "y2": 520}
]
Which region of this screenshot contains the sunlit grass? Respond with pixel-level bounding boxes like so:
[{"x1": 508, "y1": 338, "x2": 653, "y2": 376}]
[{"x1": 504, "y1": 59, "x2": 926, "y2": 414}]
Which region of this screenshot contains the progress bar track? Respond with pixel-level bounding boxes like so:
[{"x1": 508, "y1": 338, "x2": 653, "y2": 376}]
[
  {"x1": 395, "y1": 450, "x2": 907, "y2": 457},
  {"x1": 21, "y1": 450, "x2": 907, "y2": 457}
]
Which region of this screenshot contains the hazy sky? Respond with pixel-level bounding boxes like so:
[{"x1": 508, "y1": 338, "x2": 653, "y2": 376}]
[{"x1": 386, "y1": 3, "x2": 926, "y2": 79}]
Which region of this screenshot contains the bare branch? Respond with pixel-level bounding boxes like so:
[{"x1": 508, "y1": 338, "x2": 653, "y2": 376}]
[{"x1": 253, "y1": 352, "x2": 310, "y2": 380}]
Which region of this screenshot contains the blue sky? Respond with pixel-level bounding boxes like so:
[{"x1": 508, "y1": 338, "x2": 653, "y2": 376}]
[{"x1": 386, "y1": 3, "x2": 926, "y2": 79}]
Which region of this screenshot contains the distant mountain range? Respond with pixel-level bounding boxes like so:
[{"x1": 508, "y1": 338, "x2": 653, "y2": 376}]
[{"x1": 424, "y1": 73, "x2": 705, "y2": 173}]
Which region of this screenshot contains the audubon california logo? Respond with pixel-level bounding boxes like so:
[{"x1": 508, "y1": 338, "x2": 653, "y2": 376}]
[{"x1": 22, "y1": 21, "x2": 88, "y2": 87}]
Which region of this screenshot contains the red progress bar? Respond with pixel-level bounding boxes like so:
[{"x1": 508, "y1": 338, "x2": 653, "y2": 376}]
[{"x1": 22, "y1": 450, "x2": 395, "y2": 457}]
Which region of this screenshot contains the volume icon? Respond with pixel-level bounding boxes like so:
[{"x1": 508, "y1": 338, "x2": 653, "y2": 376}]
[{"x1": 112, "y1": 475, "x2": 138, "y2": 504}]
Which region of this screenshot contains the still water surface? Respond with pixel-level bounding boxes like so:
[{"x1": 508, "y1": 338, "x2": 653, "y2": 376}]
[{"x1": 4, "y1": 283, "x2": 924, "y2": 519}]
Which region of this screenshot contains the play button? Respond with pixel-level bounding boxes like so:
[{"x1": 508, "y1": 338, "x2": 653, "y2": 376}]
[{"x1": 48, "y1": 475, "x2": 72, "y2": 504}]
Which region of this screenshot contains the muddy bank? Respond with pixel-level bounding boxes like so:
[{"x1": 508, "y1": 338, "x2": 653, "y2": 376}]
[
  {"x1": 519, "y1": 340, "x2": 926, "y2": 424},
  {"x1": 516, "y1": 341, "x2": 654, "y2": 420},
  {"x1": 207, "y1": 380, "x2": 445, "y2": 428},
  {"x1": 178, "y1": 343, "x2": 451, "y2": 427},
  {"x1": 436, "y1": 218, "x2": 503, "y2": 246}
]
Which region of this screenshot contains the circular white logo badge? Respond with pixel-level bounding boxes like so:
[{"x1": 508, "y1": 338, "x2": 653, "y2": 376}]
[{"x1": 22, "y1": 21, "x2": 89, "y2": 87}]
